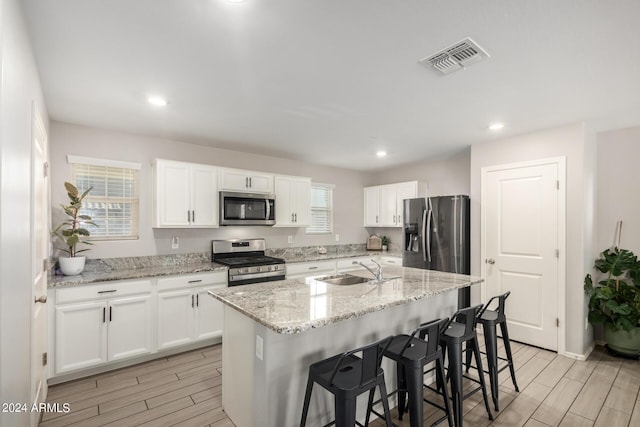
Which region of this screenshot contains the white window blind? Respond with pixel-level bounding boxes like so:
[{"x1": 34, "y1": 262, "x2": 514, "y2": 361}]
[
  {"x1": 306, "y1": 183, "x2": 334, "y2": 234},
  {"x1": 69, "y1": 156, "x2": 141, "y2": 240}
]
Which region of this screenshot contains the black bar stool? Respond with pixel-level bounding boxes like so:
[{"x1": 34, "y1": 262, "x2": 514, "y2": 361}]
[
  {"x1": 440, "y1": 305, "x2": 493, "y2": 427},
  {"x1": 300, "y1": 336, "x2": 394, "y2": 427},
  {"x1": 373, "y1": 318, "x2": 453, "y2": 427},
  {"x1": 466, "y1": 291, "x2": 519, "y2": 411}
]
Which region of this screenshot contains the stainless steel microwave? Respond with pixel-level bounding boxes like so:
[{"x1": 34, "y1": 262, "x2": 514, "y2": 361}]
[{"x1": 219, "y1": 192, "x2": 276, "y2": 226}]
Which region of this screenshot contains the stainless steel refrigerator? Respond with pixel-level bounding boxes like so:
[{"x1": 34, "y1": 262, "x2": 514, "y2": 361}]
[{"x1": 403, "y1": 195, "x2": 471, "y2": 308}]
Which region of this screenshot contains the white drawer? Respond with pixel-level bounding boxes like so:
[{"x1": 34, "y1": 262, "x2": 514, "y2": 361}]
[
  {"x1": 157, "y1": 271, "x2": 227, "y2": 292},
  {"x1": 336, "y1": 256, "x2": 373, "y2": 270},
  {"x1": 286, "y1": 260, "x2": 336, "y2": 277},
  {"x1": 379, "y1": 256, "x2": 401, "y2": 266},
  {"x1": 56, "y1": 279, "x2": 152, "y2": 304}
]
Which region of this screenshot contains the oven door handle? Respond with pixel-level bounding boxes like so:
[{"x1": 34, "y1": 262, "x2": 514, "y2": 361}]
[{"x1": 230, "y1": 270, "x2": 285, "y2": 282}]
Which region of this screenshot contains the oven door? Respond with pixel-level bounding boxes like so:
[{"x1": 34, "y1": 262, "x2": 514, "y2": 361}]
[{"x1": 220, "y1": 192, "x2": 275, "y2": 226}]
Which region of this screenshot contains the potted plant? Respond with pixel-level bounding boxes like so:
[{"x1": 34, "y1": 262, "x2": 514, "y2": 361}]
[
  {"x1": 584, "y1": 244, "x2": 640, "y2": 356},
  {"x1": 381, "y1": 236, "x2": 390, "y2": 251},
  {"x1": 52, "y1": 182, "x2": 96, "y2": 275}
]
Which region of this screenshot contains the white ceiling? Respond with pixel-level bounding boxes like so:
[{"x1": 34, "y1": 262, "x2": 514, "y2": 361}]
[{"x1": 23, "y1": 0, "x2": 640, "y2": 171}]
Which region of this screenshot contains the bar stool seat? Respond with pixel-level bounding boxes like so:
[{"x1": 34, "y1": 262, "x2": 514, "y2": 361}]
[
  {"x1": 372, "y1": 318, "x2": 453, "y2": 427},
  {"x1": 441, "y1": 305, "x2": 493, "y2": 427},
  {"x1": 300, "y1": 336, "x2": 394, "y2": 427},
  {"x1": 467, "y1": 291, "x2": 519, "y2": 411}
]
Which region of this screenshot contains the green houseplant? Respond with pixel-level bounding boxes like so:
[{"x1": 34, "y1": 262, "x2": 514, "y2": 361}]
[
  {"x1": 52, "y1": 182, "x2": 95, "y2": 275},
  {"x1": 381, "y1": 236, "x2": 390, "y2": 251},
  {"x1": 584, "y1": 245, "x2": 640, "y2": 356}
]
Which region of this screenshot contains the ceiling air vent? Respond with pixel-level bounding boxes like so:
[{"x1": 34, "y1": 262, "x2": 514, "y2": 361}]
[{"x1": 419, "y1": 37, "x2": 490, "y2": 75}]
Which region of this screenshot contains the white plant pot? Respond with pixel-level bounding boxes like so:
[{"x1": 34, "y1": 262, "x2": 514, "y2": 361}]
[{"x1": 59, "y1": 256, "x2": 86, "y2": 276}]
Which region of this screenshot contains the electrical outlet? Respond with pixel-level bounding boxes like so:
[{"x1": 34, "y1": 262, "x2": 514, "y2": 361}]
[
  {"x1": 335, "y1": 234, "x2": 340, "y2": 242},
  {"x1": 171, "y1": 236, "x2": 179, "y2": 249},
  {"x1": 287, "y1": 235, "x2": 293, "y2": 244},
  {"x1": 255, "y1": 335, "x2": 263, "y2": 360}
]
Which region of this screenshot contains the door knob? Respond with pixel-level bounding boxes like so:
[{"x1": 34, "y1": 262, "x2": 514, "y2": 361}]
[
  {"x1": 486, "y1": 258, "x2": 495, "y2": 265},
  {"x1": 35, "y1": 295, "x2": 47, "y2": 304}
]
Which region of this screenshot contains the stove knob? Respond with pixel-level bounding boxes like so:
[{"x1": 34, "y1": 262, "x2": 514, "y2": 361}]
[
  {"x1": 273, "y1": 265, "x2": 279, "y2": 271},
  {"x1": 267, "y1": 266, "x2": 272, "y2": 272},
  {"x1": 257, "y1": 267, "x2": 261, "y2": 272},
  {"x1": 242, "y1": 268, "x2": 249, "y2": 274}
]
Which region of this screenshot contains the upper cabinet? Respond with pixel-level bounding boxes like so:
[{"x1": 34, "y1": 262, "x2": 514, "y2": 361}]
[
  {"x1": 274, "y1": 175, "x2": 311, "y2": 227},
  {"x1": 364, "y1": 181, "x2": 427, "y2": 227},
  {"x1": 153, "y1": 159, "x2": 218, "y2": 228},
  {"x1": 218, "y1": 168, "x2": 274, "y2": 194}
]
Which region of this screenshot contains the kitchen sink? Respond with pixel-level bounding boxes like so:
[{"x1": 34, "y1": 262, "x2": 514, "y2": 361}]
[{"x1": 315, "y1": 274, "x2": 371, "y2": 286}]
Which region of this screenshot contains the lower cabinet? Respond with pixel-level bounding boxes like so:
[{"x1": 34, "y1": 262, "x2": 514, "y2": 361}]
[
  {"x1": 156, "y1": 272, "x2": 226, "y2": 351},
  {"x1": 285, "y1": 260, "x2": 336, "y2": 279},
  {"x1": 54, "y1": 280, "x2": 153, "y2": 374}
]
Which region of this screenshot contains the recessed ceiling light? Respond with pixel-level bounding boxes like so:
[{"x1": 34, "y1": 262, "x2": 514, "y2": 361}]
[
  {"x1": 489, "y1": 123, "x2": 504, "y2": 131},
  {"x1": 228, "y1": 0, "x2": 246, "y2": 3},
  {"x1": 376, "y1": 151, "x2": 387, "y2": 158},
  {"x1": 147, "y1": 96, "x2": 168, "y2": 107}
]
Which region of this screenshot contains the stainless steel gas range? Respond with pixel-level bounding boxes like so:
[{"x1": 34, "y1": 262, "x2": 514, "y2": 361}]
[{"x1": 211, "y1": 239, "x2": 286, "y2": 286}]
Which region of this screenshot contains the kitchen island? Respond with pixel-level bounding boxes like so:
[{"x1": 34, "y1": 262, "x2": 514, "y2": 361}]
[{"x1": 209, "y1": 265, "x2": 483, "y2": 427}]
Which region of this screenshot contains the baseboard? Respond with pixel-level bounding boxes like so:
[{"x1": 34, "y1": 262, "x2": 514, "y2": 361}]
[{"x1": 563, "y1": 342, "x2": 595, "y2": 361}]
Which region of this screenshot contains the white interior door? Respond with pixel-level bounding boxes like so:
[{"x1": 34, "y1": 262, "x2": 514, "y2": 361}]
[
  {"x1": 31, "y1": 110, "x2": 49, "y2": 425},
  {"x1": 483, "y1": 160, "x2": 561, "y2": 351}
]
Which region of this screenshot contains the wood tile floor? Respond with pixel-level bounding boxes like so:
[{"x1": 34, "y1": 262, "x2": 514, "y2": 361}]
[{"x1": 42, "y1": 340, "x2": 639, "y2": 427}]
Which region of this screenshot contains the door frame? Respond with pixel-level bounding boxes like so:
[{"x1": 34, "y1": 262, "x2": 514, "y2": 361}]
[{"x1": 480, "y1": 156, "x2": 566, "y2": 356}]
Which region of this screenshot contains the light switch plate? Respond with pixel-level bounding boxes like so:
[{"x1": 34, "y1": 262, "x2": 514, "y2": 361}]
[
  {"x1": 171, "y1": 236, "x2": 179, "y2": 249},
  {"x1": 335, "y1": 234, "x2": 340, "y2": 242},
  {"x1": 287, "y1": 235, "x2": 293, "y2": 244}
]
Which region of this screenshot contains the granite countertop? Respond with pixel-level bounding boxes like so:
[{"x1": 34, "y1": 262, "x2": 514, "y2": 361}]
[
  {"x1": 277, "y1": 249, "x2": 401, "y2": 264},
  {"x1": 209, "y1": 266, "x2": 483, "y2": 335},
  {"x1": 48, "y1": 253, "x2": 227, "y2": 288},
  {"x1": 47, "y1": 246, "x2": 403, "y2": 289}
]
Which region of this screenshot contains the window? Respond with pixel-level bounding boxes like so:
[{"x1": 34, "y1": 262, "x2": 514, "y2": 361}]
[
  {"x1": 68, "y1": 155, "x2": 141, "y2": 240},
  {"x1": 306, "y1": 183, "x2": 334, "y2": 234}
]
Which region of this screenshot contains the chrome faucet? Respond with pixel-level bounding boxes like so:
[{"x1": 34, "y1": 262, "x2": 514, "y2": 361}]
[{"x1": 353, "y1": 259, "x2": 383, "y2": 282}]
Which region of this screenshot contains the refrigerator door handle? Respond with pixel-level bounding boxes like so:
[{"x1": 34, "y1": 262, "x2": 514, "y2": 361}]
[{"x1": 427, "y1": 208, "x2": 433, "y2": 263}]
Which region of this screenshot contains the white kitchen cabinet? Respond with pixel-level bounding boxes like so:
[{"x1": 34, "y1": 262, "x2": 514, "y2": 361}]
[
  {"x1": 53, "y1": 280, "x2": 153, "y2": 374},
  {"x1": 364, "y1": 181, "x2": 426, "y2": 227},
  {"x1": 286, "y1": 260, "x2": 336, "y2": 279},
  {"x1": 274, "y1": 175, "x2": 311, "y2": 227},
  {"x1": 336, "y1": 257, "x2": 377, "y2": 273},
  {"x1": 157, "y1": 272, "x2": 226, "y2": 351},
  {"x1": 364, "y1": 186, "x2": 380, "y2": 226},
  {"x1": 219, "y1": 168, "x2": 274, "y2": 193},
  {"x1": 153, "y1": 159, "x2": 218, "y2": 228}
]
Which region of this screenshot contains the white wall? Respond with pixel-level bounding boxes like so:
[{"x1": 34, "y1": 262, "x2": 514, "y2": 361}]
[
  {"x1": 0, "y1": 0, "x2": 49, "y2": 424},
  {"x1": 363, "y1": 148, "x2": 471, "y2": 249},
  {"x1": 470, "y1": 123, "x2": 597, "y2": 357},
  {"x1": 49, "y1": 121, "x2": 374, "y2": 259},
  {"x1": 596, "y1": 126, "x2": 640, "y2": 253}
]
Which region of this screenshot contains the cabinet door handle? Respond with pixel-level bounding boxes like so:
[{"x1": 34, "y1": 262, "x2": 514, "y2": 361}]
[
  {"x1": 98, "y1": 290, "x2": 117, "y2": 294},
  {"x1": 309, "y1": 266, "x2": 318, "y2": 270},
  {"x1": 291, "y1": 213, "x2": 294, "y2": 222},
  {"x1": 192, "y1": 210, "x2": 195, "y2": 223},
  {"x1": 191, "y1": 294, "x2": 195, "y2": 308},
  {"x1": 187, "y1": 210, "x2": 191, "y2": 223},
  {"x1": 196, "y1": 294, "x2": 199, "y2": 307},
  {"x1": 294, "y1": 213, "x2": 297, "y2": 222},
  {"x1": 249, "y1": 177, "x2": 252, "y2": 187},
  {"x1": 103, "y1": 307, "x2": 106, "y2": 323},
  {"x1": 109, "y1": 306, "x2": 112, "y2": 322},
  {"x1": 34, "y1": 295, "x2": 47, "y2": 304},
  {"x1": 376, "y1": 215, "x2": 379, "y2": 224},
  {"x1": 245, "y1": 177, "x2": 249, "y2": 188},
  {"x1": 188, "y1": 279, "x2": 202, "y2": 284}
]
